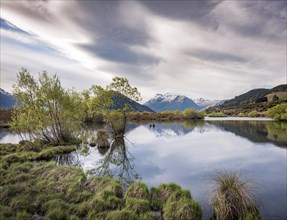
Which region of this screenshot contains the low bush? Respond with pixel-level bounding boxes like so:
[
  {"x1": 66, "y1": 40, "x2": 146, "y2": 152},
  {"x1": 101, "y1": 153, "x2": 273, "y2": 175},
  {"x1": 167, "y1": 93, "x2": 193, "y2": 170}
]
[
  {"x1": 267, "y1": 103, "x2": 287, "y2": 121},
  {"x1": 207, "y1": 112, "x2": 227, "y2": 117},
  {"x1": 248, "y1": 110, "x2": 259, "y2": 118}
]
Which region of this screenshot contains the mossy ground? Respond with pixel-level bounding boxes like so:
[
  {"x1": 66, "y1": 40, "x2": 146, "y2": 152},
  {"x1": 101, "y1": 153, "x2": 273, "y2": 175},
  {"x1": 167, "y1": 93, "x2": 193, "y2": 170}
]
[{"x1": 0, "y1": 143, "x2": 202, "y2": 219}]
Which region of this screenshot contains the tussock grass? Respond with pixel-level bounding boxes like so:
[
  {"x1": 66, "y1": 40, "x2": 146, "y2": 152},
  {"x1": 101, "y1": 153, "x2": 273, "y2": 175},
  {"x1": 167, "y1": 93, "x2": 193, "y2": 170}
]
[
  {"x1": 125, "y1": 197, "x2": 150, "y2": 213},
  {"x1": 96, "y1": 129, "x2": 110, "y2": 148},
  {"x1": 105, "y1": 209, "x2": 138, "y2": 220},
  {"x1": 210, "y1": 170, "x2": 261, "y2": 220},
  {"x1": 125, "y1": 181, "x2": 149, "y2": 200},
  {"x1": 163, "y1": 197, "x2": 202, "y2": 220}
]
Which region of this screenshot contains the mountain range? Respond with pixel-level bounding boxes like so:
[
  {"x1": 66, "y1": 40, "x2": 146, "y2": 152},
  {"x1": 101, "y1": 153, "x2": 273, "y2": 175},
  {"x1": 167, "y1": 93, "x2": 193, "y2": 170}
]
[
  {"x1": 0, "y1": 88, "x2": 153, "y2": 112},
  {"x1": 0, "y1": 88, "x2": 16, "y2": 109},
  {"x1": 144, "y1": 93, "x2": 201, "y2": 112},
  {"x1": 144, "y1": 93, "x2": 223, "y2": 112},
  {"x1": 192, "y1": 98, "x2": 226, "y2": 109},
  {"x1": 112, "y1": 92, "x2": 154, "y2": 112},
  {"x1": 1, "y1": 84, "x2": 286, "y2": 112}
]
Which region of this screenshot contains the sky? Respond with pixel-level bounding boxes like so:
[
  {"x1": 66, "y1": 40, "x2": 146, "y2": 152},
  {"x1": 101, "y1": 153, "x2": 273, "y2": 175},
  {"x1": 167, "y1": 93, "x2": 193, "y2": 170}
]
[{"x1": 0, "y1": 0, "x2": 286, "y2": 102}]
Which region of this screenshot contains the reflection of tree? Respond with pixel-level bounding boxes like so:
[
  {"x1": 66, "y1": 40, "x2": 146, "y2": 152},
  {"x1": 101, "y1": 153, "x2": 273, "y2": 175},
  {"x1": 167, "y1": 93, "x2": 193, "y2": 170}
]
[
  {"x1": 54, "y1": 153, "x2": 81, "y2": 167},
  {"x1": 208, "y1": 120, "x2": 287, "y2": 148},
  {"x1": 89, "y1": 136, "x2": 141, "y2": 188},
  {"x1": 265, "y1": 122, "x2": 287, "y2": 146}
]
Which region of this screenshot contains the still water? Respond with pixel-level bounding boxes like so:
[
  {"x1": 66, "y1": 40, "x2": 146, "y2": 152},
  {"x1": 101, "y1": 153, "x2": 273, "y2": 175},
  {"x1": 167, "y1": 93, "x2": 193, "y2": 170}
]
[{"x1": 1, "y1": 119, "x2": 286, "y2": 219}]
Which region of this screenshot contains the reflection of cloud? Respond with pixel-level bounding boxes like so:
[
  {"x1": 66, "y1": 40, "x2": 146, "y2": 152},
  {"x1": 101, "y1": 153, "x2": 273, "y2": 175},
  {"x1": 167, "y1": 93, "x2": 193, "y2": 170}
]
[{"x1": 129, "y1": 123, "x2": 286, "y2": 218}]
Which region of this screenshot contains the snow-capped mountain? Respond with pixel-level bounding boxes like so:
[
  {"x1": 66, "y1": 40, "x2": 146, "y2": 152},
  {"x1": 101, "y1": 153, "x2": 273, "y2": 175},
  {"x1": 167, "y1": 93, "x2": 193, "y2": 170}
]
[
  {"x1": 145, "y1": 93, "x2": 201, "y2": 112},
  {"x1": 0, "y1": 88, "x2": 16, "y2": 109},
  {"x1": 193, "y1": 97, "x2": 225, "y2": 109}
]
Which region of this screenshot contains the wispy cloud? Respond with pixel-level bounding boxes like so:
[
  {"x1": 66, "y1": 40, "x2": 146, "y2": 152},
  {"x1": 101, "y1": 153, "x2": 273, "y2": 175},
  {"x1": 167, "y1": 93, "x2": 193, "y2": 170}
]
[{"x1": 1, "y1": 0, "x2": 286, "y2": 101}]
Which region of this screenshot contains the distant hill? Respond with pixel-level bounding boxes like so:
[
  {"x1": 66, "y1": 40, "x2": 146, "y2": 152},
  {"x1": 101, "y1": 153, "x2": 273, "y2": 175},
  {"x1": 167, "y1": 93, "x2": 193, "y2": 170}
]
[
  {"x1": 112, "y1": 92, "x2": 154, "y2": 112},
  {"x1": 145, "y1": 93, "x2": 201, "y2": 112},
  {"x1": 193, "y1": 98, "x2": 225, "y2": 109},
  {"x1": 0, "y1": 88, "x2": 16, "y2": 109},
  {"x1": 219, "y1": 84, "x2": 287, "y2": 108}
]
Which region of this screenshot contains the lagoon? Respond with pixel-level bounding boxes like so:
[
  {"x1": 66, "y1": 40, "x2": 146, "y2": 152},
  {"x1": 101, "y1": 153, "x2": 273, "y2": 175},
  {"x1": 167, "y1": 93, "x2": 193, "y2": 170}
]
[{"x1": 1, "y1": 119, "x2": 286, "y2": 219}]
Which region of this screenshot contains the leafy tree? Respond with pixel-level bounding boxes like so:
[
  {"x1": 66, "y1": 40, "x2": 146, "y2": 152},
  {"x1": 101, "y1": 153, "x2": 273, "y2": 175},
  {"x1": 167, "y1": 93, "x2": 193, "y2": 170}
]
[
  {"x1": 11, "y1": 68, "x2": 85, "y2": 145},
  {"x1": 89, "y1": 77, "x2": 142, "y2": 136}
]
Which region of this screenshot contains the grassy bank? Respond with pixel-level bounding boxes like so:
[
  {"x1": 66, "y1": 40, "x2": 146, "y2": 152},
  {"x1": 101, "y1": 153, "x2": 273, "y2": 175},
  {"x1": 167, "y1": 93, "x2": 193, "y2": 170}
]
[
  {"x1": 127, "y1": 109, "x2": 205, "y2": 121},
  {"x1": 0, "y1": 143, "x2": 76, "y2": 165},
  {"x1": 0, "y1": 143, "x2": 202, "y2": 220}
]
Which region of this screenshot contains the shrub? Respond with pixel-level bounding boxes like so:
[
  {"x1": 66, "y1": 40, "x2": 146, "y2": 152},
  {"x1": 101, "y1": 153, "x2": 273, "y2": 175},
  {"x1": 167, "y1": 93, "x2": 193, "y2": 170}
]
[
  {"x1": 96, "y1": 129, "x2": 110, "y2": 148},
  {"x1": 11, "y1": 68, "x2": 85, "y2": 145},
  {"x1": 248, "y1": 110, "x2": 258, "y2": 118},
  {"x1": 207, "y1": 112, "x2": 227, "y2": 117},
  {"x1": 238, "y1": 112, "x2": 245, "y2": 117},
  {"x1": 267, "y1": 103, "x2": 287, "y2": 121}
]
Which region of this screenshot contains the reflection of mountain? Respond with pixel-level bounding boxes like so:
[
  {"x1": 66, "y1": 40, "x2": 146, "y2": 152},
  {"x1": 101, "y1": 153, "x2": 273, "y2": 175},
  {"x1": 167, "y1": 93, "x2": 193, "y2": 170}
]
[
  {"x1": 145, "y1": 121, "x2": 205, "y2": 137},
  {"x1": 150, "y1": 124, "x2": 192, "y2": 137},
  {"x1": 125, "y1": 124, "x2": 140, "y2": 134},
  {"x1": 208, "y1": 121, "x2": 287, "y2": 148},
  {"x1": 0, "y1": 129, "x2": 9, "y2": 140}
]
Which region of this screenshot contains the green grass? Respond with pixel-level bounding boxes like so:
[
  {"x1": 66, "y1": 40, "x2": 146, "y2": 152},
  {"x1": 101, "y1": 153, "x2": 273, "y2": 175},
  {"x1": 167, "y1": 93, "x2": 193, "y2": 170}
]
[
  {"x1": 0, "y1": 143, "x2": 202, "y2": 219},
  {"x1": 0, "y1": 143, "x2": 76, "y2": 164}
]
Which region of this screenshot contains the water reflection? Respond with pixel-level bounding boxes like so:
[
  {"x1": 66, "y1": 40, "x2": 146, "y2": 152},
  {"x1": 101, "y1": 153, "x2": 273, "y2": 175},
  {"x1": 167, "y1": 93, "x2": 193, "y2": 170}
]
[
  {"x1": 146, "y1": 120, "x2": 205, "y2": 137},
  {"x1": 207, "y1": 120, "x2": 287, "y2": 148},
  {"x1": 54, "y1": 153, "x2": 81, "y2": 166},
  {"x1": 83, "y1": 136, "x2": 141, "y2": 188},
  {"x1": 0, "y1": 119, "x2": 286, "y2": 218}
]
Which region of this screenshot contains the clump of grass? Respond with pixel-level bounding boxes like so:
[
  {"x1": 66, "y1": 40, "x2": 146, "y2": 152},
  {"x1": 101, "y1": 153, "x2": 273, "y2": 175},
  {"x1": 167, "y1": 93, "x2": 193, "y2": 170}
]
[
  {"x1": 1, "y1": 145, "x2": 76, "y2": 164},
  {"x1": 18, "y1": 140, "x2": 43, "y2": 152},
  {"x1": 0, "y1": 144, "x2": 18, "y2": 156},
  {"x1": 125, "y1": 181, "x2": 149, "y2": 200},
  {"x1": 163, "y1": 197, "x2": 202, "y2": 220},
  {"x1": 139, "y1": 212, "x2": 159, "y2": 220},
  {"x1": 105, "y1": 209, "x2": 138, "y2": 220},
  {"x1": 210, "y1": 170, "x2": 260, "y2": 220},
  {"x1": 15, "y1": 210, "x2": 32, "y2": 220},
  {"x1": 125, "y1": 197, "x2": 150, "y2": 213},
  {"x1": 150, "y1": 182, "x2": 202, "y2": 219},
  {"x1": 45, "y1": 207, "x2": 70, "y2": 220},
  {"x1": 36, "y1": 146, "x2": 76, "y2": 160},
  {"x1": 0, "y1": 205, "x2": 13, "y2": 219},
  {"x1": 150, "y1": 182, "x2": 182, "y2": 209},
  {"x1": 96, "y1": 129, "x2": 110, "y2": 148},
  {"x1": 84, "y1": 176, "x2": 122, "y2": 194}
]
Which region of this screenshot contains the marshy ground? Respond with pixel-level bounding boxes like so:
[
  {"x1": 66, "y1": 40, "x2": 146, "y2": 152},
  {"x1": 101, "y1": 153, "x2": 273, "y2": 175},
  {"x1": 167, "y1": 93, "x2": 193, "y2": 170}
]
[{"x1": 0, "y1": 142, "x2": 202, "y2": 220}]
